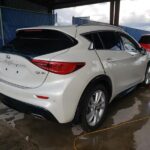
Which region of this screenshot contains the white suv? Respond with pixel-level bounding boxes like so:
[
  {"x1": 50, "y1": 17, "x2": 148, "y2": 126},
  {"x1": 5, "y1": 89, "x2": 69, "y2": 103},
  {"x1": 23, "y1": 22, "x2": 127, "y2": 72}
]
[{"x1": 0, "y1": 25, "x2": 149, "y2": 131}]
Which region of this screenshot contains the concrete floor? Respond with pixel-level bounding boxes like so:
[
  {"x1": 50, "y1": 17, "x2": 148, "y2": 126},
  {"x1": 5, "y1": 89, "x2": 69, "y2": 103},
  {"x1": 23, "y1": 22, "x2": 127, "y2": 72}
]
[{"x1": 0, "y1": 85, "x2": 150, "y2": 150}]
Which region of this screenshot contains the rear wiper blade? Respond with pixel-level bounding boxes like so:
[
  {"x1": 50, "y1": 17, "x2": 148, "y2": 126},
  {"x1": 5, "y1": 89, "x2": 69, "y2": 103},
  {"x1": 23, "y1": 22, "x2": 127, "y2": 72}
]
[
  {"x1": 1, "y1": 44, "x2": 19, "y2": 54},
  {"x1": 3, "y1": 44, "x2": 15, "y2": 49}
]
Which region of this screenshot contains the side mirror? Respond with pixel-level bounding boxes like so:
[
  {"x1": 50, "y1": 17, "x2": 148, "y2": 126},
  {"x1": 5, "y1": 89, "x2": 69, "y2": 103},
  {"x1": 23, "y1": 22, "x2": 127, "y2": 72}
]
[{"x1": 139, "y1": 47, "x2": 147, "y2": 55}]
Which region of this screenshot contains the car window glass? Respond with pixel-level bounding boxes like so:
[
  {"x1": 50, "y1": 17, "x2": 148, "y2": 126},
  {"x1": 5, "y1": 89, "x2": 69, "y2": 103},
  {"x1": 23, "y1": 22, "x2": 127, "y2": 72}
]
[
  {"x1": 1, "y1": 29, "x2": 78, "y2": 57},
  {"x1": 98, "y1": 31, "x2": 122, "y2": 51},
  {"x1": 82, "y1": 33, "x2": 103, "y2": 50},
  {"x1": 120, "y1": 33, "x2": 139, "y2": 52}
]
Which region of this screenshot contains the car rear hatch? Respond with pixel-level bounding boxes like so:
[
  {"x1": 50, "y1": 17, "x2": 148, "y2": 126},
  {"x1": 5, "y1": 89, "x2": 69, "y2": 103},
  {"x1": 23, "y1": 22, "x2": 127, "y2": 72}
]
[{"x1": 0, "y1": 28, "x2": 78, "y2": 88}]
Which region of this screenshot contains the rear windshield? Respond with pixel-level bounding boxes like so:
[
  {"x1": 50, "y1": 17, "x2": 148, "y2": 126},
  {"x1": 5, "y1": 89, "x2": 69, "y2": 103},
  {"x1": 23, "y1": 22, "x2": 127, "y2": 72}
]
[
  {"x1": 139, "y1": 36, "x2": 150, "y2": 44},
  {"x1": 1, "y1": 29, "x2": 78, "y2": 56}
]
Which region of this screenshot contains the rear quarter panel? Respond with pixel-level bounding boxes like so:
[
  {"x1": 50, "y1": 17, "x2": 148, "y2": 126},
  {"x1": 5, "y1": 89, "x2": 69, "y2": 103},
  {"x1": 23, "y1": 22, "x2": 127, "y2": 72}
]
[{"x1": 46, "y1": 36, "x2": 106, "y2": 122}]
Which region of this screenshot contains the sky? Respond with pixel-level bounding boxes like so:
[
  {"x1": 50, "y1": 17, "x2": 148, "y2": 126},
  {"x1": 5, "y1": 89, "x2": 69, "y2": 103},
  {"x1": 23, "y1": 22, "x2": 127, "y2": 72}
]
[{"x1": 55, "y1": 0, "x2": 150, "y2": 31}]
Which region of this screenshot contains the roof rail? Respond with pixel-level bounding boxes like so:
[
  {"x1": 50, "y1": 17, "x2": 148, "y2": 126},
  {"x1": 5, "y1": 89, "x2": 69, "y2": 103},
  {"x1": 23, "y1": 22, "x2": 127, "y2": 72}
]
[{"x1": 78, "y1": 21, "x2": 123, "y2": 30}]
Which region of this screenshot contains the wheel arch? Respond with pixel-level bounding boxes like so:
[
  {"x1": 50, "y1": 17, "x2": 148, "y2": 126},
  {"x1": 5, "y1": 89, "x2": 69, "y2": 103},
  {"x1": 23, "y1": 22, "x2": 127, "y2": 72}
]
[
  {"x1": 145, "y1": 61, "x2": 150, "y2": 76},
  {"x1": 73, "y1": 74, "x2": 113, "y2": 123},
  {"x1": 147, "y1": 61, "x2": 150, "y2": 66}
]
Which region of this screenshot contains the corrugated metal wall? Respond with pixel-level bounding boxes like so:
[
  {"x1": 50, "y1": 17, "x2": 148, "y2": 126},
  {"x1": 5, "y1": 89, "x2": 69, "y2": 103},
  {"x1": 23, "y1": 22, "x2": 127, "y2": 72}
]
[
  {"x1": 0, "y1": 7, "x2": 56, "y2": 47},
  {"x1": 72, "y1": 17, "x2": 90, "y2": 25},
  {"x1": 122, "y1": 26, "x2": 150, "y2": 41}
]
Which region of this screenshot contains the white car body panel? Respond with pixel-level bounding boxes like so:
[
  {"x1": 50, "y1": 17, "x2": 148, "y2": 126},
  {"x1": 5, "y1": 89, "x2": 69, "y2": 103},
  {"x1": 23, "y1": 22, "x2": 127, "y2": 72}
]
[
  {"x1": 96, "y1": 50, "x2": 147, "y2": 98},
  {"x1": 0, "y1": 25, "x2": 149, "y2": 123}
]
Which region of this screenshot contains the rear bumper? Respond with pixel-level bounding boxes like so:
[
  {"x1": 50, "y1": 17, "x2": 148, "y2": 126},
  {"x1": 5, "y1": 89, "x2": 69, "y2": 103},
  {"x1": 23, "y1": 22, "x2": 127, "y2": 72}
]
[
  {"x1": 0, "y1": 76, "x2": 80, "y2": 123},
  {"x1": 0, "y1": 94, "x2": 57, "y2": 121},
  {"x1": 0, "y1": 75, "x2": 76, "y2": 123}
]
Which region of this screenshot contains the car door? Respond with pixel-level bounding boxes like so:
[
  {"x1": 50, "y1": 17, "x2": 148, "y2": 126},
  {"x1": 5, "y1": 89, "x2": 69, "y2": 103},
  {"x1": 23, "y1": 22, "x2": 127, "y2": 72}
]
[
  {"x1": 95, "y1": 31, "x2": 140, "y2": 95},
  {"x1": 119, "y1": 32, "x2": 148, "y2": 84}
]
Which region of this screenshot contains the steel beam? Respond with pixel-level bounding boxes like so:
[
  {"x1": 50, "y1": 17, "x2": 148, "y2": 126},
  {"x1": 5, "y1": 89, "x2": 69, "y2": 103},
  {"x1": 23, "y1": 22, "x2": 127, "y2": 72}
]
[
  {"x1": 114, "y1": 0, "x2": 120, "y2": 26},
  {"x1": 110, "y1": 0, "x2": 115, "y2": 25}
]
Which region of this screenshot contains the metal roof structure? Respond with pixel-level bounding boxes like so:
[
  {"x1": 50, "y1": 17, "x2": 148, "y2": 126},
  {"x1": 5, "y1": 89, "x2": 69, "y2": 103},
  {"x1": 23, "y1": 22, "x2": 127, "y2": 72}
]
[
  {"x1": 28, "y1": 0, "x2": 121, "y2": 26},
  {"x1": 28, "y1": 0, "x2": 113, "y2": 9},
  {"x1": 0, "y1": 0, "x2": 121, "y2": 26},
  {"x1": 0, "y1": 0, "x2": 47, "y2": 13}
]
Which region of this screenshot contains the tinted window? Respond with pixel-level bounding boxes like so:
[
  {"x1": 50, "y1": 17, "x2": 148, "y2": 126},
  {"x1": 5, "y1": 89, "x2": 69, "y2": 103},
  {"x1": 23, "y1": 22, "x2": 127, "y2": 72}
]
[
  {"x1": 120, "y1": 33, "x2": 140, "y2": 51},
  {"x1": 99, "y1": 31, "x2": 122, "y2": 51},
  {"x1": 82, "y1": 32, "x2": 103, "y2": 49},
  {"x1": 1, "y1": 29, "x2": 78, "y2": 56},
  {"x1": 139, "y1": 36, "x2": 150, "y2": 44}
]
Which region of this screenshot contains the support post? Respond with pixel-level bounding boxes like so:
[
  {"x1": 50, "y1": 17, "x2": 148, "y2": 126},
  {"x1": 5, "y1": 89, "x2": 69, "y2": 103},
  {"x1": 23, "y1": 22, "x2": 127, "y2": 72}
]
[
  {"x1": 48, "y1": 8, "x2": 53, "y2": 14},
  {"x1": 110, "y1": 0, "x2": 115, "y2": 25},
  {"x1": 0, "y1": 7, "x2": 4, "y2": 46},
  {"x1": 114, "y1": 0, "x2": 120, "y2": 26}
]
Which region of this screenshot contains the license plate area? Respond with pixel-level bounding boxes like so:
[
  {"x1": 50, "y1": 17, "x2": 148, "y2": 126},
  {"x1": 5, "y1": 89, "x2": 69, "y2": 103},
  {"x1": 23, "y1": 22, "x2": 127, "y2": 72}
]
[{"x1": 0, "y1": 60, "x2": 26, "y2": 79}]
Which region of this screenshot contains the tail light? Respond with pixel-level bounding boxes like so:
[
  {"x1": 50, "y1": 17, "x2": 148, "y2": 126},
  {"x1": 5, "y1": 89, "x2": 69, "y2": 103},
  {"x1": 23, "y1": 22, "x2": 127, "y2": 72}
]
[{"x1": 31, "y1": 59, "x2": 85, "y2": 75}]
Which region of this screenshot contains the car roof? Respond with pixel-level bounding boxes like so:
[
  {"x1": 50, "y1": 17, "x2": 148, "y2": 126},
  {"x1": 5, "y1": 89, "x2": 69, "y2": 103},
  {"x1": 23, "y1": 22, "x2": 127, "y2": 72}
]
[
  {"x1": 77, "y1": 24, "x2": 124, "y2": 34},
  {"x1": 17, "y1": 24, "x2": 124, "y2": 37}
]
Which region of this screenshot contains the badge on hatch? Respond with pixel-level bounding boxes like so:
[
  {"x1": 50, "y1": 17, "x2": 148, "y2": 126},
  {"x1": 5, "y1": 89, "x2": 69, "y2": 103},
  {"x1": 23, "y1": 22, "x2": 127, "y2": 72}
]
[{"x1": 6, "y1": 55, "x2": 10, "y2": 59}]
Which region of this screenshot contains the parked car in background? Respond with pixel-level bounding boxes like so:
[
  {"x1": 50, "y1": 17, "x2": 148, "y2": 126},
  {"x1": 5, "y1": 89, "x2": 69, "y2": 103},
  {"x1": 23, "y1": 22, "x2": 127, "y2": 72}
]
[
  {"x1": 0, "y1": 24, "x2": 149, "y2": 131},
  {"x1": 139, "y1": 35, "x2": 150, "y2": 52}
]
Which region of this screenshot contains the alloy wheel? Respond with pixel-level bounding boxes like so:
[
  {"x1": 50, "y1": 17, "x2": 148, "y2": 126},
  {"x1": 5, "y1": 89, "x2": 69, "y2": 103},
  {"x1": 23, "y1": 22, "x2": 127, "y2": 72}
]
[
  {"x1": 86, "y1": 90, "x2": 106, "y2": 127},
  {"x1": 145, "y1": 66, "x2": 150, "y2": 85}
]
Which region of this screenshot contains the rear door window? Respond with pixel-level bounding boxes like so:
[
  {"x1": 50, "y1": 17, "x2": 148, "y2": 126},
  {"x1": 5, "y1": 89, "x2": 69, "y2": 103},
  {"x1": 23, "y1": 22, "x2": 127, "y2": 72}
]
[
  {"x1": 82, "y1": 32, "x2": 104, "y2": 50},
  {"x1": 98, "y1": 31, "x2": 122, "y2": 51},
  {"x1": 2, "y1": 29, "x2": 78, "y2": 56}
]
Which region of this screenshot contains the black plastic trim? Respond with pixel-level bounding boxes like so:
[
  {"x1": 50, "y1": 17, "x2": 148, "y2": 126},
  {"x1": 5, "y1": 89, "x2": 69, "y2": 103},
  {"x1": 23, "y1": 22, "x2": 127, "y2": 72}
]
[{"x1": 0, "y1": 94, "x2": 57, "y2": 122}]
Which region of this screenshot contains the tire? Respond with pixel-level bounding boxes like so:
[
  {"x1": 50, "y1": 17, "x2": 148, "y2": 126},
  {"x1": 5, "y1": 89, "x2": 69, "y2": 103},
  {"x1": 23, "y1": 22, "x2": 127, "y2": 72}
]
[
  {"x1": 80, "y1": 84, "x2": 109, "y2": 132},
  {"x1": 144, "y1": 64, "x2": 150, "y2": 85}
]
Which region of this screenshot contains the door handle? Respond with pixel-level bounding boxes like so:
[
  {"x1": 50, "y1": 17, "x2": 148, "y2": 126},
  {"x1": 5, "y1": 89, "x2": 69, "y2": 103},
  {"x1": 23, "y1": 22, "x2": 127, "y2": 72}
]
[
  {"x1": 107, "y1": 58, "x2": 113, "y2": 61},
  {"x1": 106, "y1": 58, "x2": 123, "y2": 62},
  {"x1": 106, "y1": 58, "x2": 115, "y2": 62}
]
